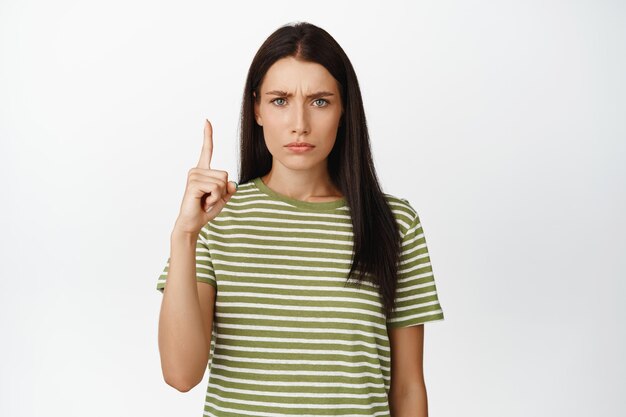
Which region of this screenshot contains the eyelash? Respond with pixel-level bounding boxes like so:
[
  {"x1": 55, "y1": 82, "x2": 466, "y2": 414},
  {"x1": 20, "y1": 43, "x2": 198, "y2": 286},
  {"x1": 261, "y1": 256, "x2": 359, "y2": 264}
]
[{"x1": 270, "y1": 98, "x2": 329, "y2": 107}]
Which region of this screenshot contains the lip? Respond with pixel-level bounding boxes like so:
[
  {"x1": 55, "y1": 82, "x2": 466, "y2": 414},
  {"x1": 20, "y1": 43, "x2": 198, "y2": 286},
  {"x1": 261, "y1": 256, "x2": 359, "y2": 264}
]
[
  {"x1": 285, "y1": 142, "x2": 315, "y2": 147},
  {"x1": 285, "y1": 145, "x2": 314, "y2": 153}
]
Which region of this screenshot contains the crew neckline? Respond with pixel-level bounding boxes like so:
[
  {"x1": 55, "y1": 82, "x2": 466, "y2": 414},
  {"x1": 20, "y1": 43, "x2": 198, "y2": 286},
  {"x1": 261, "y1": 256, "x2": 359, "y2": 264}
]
[{"x1": 252, "y1": 176, "x2": 347, "y2": 211}]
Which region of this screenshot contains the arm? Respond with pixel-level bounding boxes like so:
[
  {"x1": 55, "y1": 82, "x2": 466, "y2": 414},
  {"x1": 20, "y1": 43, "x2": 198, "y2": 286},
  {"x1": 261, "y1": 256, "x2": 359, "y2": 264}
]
[
  {"x1": 388, "y1": 324, "x2": 429, "y2": 417},
  {"x1": 157, "y1": 229, "x2": 217, "y2": 392}
]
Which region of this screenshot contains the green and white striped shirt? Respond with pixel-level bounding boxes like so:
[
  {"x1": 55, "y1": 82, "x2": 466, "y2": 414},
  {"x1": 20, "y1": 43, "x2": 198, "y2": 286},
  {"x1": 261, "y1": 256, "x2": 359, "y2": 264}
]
[{"x1": 156, "y1": 176, "x2": 444, "y2": 416}]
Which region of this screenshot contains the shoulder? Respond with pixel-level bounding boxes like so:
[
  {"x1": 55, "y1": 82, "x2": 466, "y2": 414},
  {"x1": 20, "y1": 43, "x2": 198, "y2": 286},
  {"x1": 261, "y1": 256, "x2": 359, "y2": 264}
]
[{"x1": 382, "y1": 193, "x2": 420, "y2": 235}]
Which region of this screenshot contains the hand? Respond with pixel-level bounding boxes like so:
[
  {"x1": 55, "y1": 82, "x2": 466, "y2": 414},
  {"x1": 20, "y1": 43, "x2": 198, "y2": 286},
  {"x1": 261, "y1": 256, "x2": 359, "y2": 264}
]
[{"x1": 173, "y1": 119, "x2": 238, "y2": 235}]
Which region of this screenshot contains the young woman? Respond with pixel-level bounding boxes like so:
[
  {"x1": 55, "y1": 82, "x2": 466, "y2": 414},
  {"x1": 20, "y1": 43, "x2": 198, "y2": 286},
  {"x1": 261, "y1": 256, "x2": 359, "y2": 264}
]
[{"x1": 156, "y1": 21, "x2": 444, "y2": 417}]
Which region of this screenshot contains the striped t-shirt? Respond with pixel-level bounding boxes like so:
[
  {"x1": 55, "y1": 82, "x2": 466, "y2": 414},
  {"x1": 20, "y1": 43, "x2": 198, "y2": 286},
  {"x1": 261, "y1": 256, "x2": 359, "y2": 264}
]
[{"x1": 156, "y1": 176, "x2": 444, "y2": 416}]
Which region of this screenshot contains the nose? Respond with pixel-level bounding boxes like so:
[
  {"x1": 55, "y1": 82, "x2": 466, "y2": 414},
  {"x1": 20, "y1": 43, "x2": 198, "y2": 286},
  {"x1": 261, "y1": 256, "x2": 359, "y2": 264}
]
[{"x1": 291, "y1": 104, "x2": 310, "y2": 135}]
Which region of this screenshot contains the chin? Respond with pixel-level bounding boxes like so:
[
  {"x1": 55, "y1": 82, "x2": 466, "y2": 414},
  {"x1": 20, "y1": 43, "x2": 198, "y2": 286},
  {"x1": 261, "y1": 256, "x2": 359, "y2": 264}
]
[{"x1": 278, "y1": 159, "x2": 325, "y2": 171}]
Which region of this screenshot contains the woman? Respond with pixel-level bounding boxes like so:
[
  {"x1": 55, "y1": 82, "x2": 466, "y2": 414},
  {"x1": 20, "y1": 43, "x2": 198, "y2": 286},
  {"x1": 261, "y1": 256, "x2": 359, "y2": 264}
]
[{"x1": 156, "y1": 21, "x2": 444, "y2": 417}]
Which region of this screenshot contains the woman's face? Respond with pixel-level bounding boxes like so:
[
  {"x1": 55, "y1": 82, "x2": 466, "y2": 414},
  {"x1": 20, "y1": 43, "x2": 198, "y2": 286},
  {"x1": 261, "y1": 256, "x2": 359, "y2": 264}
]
[{"x1": 254, "y1": 56, "x2": 344, "y2": 173}]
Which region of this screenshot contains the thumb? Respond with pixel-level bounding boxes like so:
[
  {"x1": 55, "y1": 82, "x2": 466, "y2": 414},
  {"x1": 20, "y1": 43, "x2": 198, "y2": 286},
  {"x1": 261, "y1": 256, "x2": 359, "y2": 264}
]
[
  {"x1": 223, "y1": 181, "x2": 238, "y2": 202},
  {"x1": 228, "y1": 180, "x2": 238, "y2": 195},
  {"x1": 204, "y1": 181, "x2": 239, "y2": 214}
]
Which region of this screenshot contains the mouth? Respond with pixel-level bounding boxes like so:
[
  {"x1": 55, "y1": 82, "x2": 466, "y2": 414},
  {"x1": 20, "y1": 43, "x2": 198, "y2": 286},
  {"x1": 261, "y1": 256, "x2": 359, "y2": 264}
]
[
  {"x1": 285, "y1": 143, "x2": 315, "y2": 153},
  {"x1": 285, "y1": 142, "x2": 315, "y2": 148}
]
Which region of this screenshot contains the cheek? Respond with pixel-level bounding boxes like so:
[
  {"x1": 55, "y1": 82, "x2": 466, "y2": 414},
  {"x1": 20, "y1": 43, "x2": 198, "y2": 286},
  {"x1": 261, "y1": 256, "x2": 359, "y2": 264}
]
[
  {"x1": 312, "y1": 110, "x2": 340, "y2": 127},
  {"x1": 260, "y1": 120, "x2": 283, "y2": 152},
  {"x1": 318, "y1": 113, "x2": 342, "y2": 142},
  {"x1": 262, "y1": 107, "x2": 288, "y2": 124}
]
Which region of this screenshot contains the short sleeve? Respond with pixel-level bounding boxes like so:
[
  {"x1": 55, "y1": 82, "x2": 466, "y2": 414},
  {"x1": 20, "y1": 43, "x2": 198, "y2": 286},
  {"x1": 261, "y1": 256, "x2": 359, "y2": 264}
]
[
  {"x1": 156, "y1": 225, "x2": 217, "y2": 293},
  {"x1": 386, "y1": 209, "x2": 444, "y2": 328}
]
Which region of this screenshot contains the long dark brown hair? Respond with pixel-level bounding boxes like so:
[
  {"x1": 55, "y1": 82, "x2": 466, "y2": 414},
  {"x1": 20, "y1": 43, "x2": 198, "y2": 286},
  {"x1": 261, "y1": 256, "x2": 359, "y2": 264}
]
[{"x1": 236, "y1": 21, "x2": 401, "y2": 319}]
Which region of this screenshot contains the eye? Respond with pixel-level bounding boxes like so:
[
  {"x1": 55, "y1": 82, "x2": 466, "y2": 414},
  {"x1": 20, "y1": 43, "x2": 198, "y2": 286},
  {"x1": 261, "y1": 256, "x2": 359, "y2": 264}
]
[
  {"x1": 271, "y1": 98, "x2": 287, "y2": 106},
  {"x1": 313, "y1": 98, "x2": 329, "y2": 107}
]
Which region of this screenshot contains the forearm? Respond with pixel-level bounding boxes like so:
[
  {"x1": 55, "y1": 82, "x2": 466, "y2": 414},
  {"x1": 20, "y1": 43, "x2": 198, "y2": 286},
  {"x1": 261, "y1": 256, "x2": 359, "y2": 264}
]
[
  {"x1": 389, "y1": 382, "x2": 429, "y2": 417},
  {"x1": 158, "y1": 229, "x2": 210, "y2": 391}
]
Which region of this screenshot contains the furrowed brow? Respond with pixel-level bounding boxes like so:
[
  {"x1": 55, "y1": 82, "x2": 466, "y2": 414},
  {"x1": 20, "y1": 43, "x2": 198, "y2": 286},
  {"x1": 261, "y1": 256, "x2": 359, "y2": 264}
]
[{"x1": 265, "y1": 90, "x2": 335, "y2": 99}]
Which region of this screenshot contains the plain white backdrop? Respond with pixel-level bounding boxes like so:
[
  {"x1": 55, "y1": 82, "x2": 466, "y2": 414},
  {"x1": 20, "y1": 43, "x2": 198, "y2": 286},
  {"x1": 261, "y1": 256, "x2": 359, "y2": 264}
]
[{"x1": 1, "y1": 1, "x2": 624, "y2": 416}]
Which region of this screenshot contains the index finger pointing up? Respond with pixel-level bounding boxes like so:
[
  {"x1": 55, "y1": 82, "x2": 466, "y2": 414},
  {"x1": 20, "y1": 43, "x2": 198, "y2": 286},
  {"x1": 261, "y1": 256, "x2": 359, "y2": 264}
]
[{"x1": 197, "y1": 119, "x2": 213, "y2": 169}]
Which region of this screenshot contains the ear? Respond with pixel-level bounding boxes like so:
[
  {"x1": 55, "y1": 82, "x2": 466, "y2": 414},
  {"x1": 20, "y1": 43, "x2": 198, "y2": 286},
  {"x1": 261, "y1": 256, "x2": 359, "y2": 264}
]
[{"x1": 253, "y1": 92, "x2": 263, "y2": 126}]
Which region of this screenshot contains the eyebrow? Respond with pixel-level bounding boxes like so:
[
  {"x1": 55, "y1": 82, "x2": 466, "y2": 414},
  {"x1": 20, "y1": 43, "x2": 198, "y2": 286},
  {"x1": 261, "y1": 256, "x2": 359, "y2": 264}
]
[{"x1": 265, "y1": 90, "x2": 335, "y2": 99}]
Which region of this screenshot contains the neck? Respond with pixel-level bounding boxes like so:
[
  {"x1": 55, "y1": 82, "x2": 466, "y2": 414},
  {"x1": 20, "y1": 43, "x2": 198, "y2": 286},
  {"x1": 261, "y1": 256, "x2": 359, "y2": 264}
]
[{"x1": 261, "y1": 165, "x2": 343, "y2": 202}]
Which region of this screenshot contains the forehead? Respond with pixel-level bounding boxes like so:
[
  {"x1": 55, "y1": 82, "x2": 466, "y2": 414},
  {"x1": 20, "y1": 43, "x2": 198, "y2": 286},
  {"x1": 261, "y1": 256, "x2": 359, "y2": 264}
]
[{"x1": 260, "y1": 57, "x2": 339, "y2": 92}]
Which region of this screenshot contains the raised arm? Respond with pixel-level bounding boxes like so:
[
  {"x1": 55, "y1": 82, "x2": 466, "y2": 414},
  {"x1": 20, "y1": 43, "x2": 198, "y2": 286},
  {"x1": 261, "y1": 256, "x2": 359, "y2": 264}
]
[
  {"x1": 157, "y1": 119, "x2": 236, "y2": 391},
  {"x1": 158, "y1": 230, "x2": 216, "y2": 391}
]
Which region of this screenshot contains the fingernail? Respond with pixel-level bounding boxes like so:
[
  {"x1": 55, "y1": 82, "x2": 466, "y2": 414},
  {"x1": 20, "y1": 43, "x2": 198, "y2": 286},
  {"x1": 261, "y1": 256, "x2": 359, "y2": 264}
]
[{"x1": 232, "y1": 181, "x2": 239, "y2": 190}]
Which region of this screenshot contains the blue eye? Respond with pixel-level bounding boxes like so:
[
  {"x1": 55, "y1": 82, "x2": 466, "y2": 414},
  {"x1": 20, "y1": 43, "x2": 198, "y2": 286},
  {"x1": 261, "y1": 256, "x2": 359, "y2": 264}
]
[{"x1": 270, "y1": 98, "x2": 330, "y2": 107}]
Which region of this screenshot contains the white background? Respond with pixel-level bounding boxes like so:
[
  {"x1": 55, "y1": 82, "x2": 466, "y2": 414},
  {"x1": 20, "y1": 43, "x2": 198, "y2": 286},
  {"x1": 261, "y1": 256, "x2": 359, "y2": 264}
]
[{"x1": 1, "y1": 1, "x2": 624, "y2": 416}]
